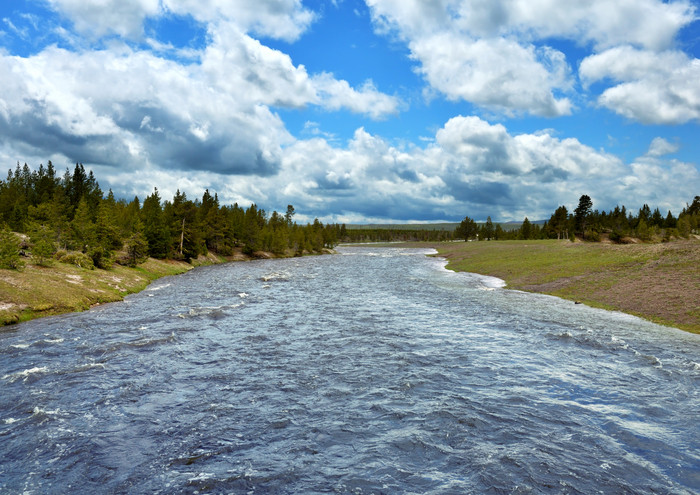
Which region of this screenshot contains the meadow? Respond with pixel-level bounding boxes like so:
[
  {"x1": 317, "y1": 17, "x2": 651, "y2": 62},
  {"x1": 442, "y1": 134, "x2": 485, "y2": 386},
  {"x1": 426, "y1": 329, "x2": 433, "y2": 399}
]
[{"x1": 435, "y1": 239, "x2": 700, "y2": 333}]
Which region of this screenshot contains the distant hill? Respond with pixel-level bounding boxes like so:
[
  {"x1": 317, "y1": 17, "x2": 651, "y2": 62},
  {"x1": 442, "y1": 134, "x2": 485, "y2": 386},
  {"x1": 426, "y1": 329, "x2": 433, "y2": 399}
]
[
  {"x1": 344, "y1": 220, "x2": 546, "y2": 231},
  {"x1": 344, "y1": 223, "x2": 459, "y2": 231}
]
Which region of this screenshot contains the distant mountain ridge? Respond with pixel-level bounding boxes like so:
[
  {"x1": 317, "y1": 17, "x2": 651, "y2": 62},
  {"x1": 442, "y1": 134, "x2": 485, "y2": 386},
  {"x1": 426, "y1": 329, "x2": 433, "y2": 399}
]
[{"x1": 344, "y1": 220, "x2": 546, "y2": 231}]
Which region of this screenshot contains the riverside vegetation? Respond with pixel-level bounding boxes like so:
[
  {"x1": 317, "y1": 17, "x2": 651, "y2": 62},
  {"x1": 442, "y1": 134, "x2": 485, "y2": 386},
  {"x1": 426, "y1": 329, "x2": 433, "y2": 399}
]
[
  {"x1": 445, "y1": 194, "x2": 700, "y2": 333},
  {"x1": 436, "y1": 240, "x2": 700, "y2": 334},
  {"x1": 0, "y1": 162, "x2": 340, "y2": 324},
  {"x1": 1, "y1": 162, "x2": 698, "y2": 330}
]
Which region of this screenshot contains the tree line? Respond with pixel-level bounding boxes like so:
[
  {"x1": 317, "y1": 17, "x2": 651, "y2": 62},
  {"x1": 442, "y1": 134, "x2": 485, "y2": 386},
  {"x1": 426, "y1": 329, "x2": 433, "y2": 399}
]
[
  {"x1": 456, "y1": 194, "x2": 700, "y2": 242},
  {"x1": 340, "y1": 227, "x2": 454, "y2": 243},
  {"x1": 0, "y1": 162, "x2": 340, "y2": 270}
]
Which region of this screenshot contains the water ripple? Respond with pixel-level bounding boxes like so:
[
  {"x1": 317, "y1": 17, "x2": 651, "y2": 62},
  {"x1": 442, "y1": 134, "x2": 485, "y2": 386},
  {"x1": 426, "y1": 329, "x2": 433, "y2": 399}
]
[{"x1": 1, "y1": 247, "x2": 699, "y2": 494}]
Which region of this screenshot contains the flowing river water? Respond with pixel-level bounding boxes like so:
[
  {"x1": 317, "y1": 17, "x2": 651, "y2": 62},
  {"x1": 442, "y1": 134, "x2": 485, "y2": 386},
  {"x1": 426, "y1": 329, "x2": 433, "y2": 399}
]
[{"x1": 1, "y1": 246, "x2": 699, "y2": 494}]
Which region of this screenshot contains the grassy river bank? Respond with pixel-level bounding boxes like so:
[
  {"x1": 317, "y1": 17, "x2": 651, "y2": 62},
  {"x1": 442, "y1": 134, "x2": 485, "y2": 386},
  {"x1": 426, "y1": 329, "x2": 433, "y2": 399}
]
[
  {"x1": 433, "y1": 239, "x2": 700, "y2": 334},
  {"x1": 0, "y1": 249, "x2": 328, "y2": 326},
  {"x1": 2, "y1": 240, "x2": 698, "y2": 333},
  {"x1": 0, "y1": 257, "x2": 197, "y2": 325}
]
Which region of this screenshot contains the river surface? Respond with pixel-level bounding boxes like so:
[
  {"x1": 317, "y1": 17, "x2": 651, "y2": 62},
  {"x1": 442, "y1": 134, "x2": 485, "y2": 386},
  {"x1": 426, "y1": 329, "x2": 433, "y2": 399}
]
[{"x1": 1, "y1": 246, "x2": 699, "y2": 494}]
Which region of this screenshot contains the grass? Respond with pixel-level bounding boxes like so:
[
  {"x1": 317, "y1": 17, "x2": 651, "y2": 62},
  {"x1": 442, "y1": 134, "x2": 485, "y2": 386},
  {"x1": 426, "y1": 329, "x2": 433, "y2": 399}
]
[
  {"x1": 0, "y1": 258, "x2": 192, "y2": 325},
  {"x1": 0, "y1": 248, "x2": 329, "y2": 327},
  {"x1": 434, "y1": 239, "x2": 700, "y2": 334}
]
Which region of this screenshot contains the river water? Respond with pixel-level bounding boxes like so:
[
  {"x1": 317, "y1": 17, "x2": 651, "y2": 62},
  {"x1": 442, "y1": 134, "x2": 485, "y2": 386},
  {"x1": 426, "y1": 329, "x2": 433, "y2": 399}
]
[{"x1": 1, "y1": 246, "x2": 699, "y2": 494}]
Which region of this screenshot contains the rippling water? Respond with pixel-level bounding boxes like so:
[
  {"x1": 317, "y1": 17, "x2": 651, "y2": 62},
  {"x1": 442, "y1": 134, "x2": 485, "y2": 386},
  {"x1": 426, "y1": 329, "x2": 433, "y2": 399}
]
[{"x1": 1, "y1": 246, "x2": 699, "y2": 494}]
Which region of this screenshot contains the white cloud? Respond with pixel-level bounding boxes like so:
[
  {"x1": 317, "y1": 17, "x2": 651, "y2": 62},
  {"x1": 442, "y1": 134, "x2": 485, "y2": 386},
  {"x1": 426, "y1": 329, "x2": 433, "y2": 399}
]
[
  {"x1": 312, "y1": 75, "x2": 400, "y2": 120},
  {"x1": 47, "y1": 0, "x2": 160, "y2": 39},
  {"x1": 411, "y1": 34, "x2": 572, "y2": 116},
  {"x1": 0, "y1": 10, "x2": 400, "y2": 179},
  {"x1": 580, "y1": 46, "x2": 700, "y2": 124},
  {"x1": 368, "y1": 0, "x2": 695, "y2": 49},
  {"x1": 0, "y1": 44, "x2": 293, "y2": 175},
  {"x1": 163, "y1": 0, "x2": 316, "y2": 42},
  {"x1": 366, "y1": 0, "x2": 696, "y2": 117},
  {"x1": 48, "y1": 0, "x2": 315, "y2": 42},
  {"x1": 646, "y1": 137, "x2": 679, "y2": 157},
  {"x1": 241, "y1": 116, "x2": 650, "y2": 223}
]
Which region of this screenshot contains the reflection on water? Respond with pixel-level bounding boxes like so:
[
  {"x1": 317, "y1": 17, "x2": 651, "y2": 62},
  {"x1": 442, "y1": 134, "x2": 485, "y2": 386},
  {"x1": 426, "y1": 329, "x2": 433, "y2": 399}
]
[{"x1": 1, "y1": 246, "x2": 699, "y2": 493}]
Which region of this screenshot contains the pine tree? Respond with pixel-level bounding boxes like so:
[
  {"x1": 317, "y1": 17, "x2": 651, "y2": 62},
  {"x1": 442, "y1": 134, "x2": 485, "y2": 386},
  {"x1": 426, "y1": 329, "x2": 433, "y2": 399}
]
[
  {"x1": 483, "y1": 216, "x2": 495, "y2": 240},
  {"x1": 124, "y1": 231, "x2": 149, "y2": 267},
  {"x1": 519, "y1": 217, "x2": 532, "y2": 240},
  {"x1": 29, "y1": 223, "x2": 56, "y2": 266},
  {"x1": 574, "y1": 195, "x2": 593, "y2": 239},
  {"x1": 455, "y1": 216, "x2": 478, "y2": 241},
  {"x1": 0, "y1": 225, "x2": 23, "y2": 270},
  {"x1": 70, "y1": 198, "x2": 96, "y2": 252},
  {"x1": 141, "y1": 189, "x2": 169, "y2": 259}
]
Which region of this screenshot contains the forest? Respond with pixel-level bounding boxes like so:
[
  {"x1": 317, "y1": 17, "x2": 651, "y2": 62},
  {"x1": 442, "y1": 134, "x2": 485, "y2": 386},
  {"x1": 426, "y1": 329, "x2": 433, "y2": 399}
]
[
  {"x1": 0, "y1": 162, "x2": 341, "y2": 270},
  {"x1": 1, "y1": 163, "x2": 698, "y2": 272},
  {"x1": 456, "y1": 194, "x2": 700, "y2": 242}
]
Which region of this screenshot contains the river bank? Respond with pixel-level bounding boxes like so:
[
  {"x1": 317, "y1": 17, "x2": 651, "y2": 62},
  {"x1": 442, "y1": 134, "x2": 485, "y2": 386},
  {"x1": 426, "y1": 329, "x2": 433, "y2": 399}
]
[
  {"x1": 0, "y1": 249, "x2": 329, "y2": 326},
  {"x1": 431, "y1": 239, "x2": 700, "y2": 334}
]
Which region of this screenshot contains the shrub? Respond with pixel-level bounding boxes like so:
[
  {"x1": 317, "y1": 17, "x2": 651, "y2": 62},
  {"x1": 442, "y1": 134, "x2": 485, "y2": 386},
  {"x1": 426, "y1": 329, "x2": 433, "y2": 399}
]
[
  {"x1": 59, "y1": 252, "x2": 95, "y2": 270},
  {"x1": 584, "y1": 230, "x2": 601, "y2": 242},
  {"x1": 0, "y1": 227, "x2": 24, "y2": 270},
  {"x1": 89, "y1": 246, "x2": 113, "y2": 269}
]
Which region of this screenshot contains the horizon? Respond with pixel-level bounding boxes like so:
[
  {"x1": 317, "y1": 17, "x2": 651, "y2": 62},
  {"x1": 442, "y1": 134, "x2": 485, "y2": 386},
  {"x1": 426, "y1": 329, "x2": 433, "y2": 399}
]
[{"x1": 1, "y1": 1, "x2": 698, "y2": 224}]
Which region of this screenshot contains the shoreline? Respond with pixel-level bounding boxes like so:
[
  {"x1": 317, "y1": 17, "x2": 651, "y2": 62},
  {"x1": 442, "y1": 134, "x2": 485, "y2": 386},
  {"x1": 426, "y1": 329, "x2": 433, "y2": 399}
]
[
  {"x1": 0, "y1": 249, "x2": 334, "y2": 327},
  {"x1": 428, "y1": 239, "x2": 700, "y2": 334}
]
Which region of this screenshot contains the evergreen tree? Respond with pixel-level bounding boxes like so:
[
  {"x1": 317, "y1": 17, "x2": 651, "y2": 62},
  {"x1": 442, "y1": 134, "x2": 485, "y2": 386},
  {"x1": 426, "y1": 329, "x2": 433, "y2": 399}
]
[
  {"x1": 141, "y1": 189, "x2": 169, "y2": 258},
  {"x1": 70, "y1": 198, "x2": 96, "y2": 252},
  {"x1": 549, "y1": 206, "x2": 569, "y2": 239},
  {"x1": 124, "y1": 230, "x2": 149, "y2": 267},
  {"x1": 242, "y1": 204, "x2": 262, "y2": 254},
  {"x1": 494, "y1": 224, "x2": 504, "y2": 240},
  {"x1": 285, "y1": 205, "x2": 295, "y2": 226},
  {"x1": 0, "y1": 225, "x2": 23, "y2": 270},
  {"x1": 574, "y1": 195, "x2": 593, "y2": 239},
  {"x1": 636, "y1": 217, "x2": 651, "y2": 241},
  {"x1": 455, "y1": 215, "x2": 478, "y2": 241},
  {"x1": 519, "y1": 217, "x2": 532, "y2": 240},
  {"x1": 29, "y1": 223, "x2": 56, "y2": 266},
  {"x1": 664, "y1": 210, "x2": 677, "y2": 229},
  {"x1": 483, "y1": 216, "x2": 494, "y2": 240}
]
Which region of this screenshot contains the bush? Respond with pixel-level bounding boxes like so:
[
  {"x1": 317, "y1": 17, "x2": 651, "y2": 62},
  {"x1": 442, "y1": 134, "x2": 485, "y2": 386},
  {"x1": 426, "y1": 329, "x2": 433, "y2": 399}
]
[
  {"x1": 58, "y1": 252, "x2": 95, "y2": 270},
  {"x1": 123, "y1": 232, "x2": 149, "y2": 267},
  {"x1": 89, "y1": 246, "x2": 113, "y2": 269},
  {"x1": 584, "y1": 230, "x2": 601, "y2": 242},
  {"x1": 0, "y1": 227, "x2": 24, "y2": 270}
]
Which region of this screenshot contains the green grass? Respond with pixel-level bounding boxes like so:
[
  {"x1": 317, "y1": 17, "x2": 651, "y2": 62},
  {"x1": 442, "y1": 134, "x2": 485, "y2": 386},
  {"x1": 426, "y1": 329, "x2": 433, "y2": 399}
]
[
  {"x1": 442, "y1": 240, "x2": 646, "y2": 284},
  {"x1": 0, "y1": 258, "x2": 192, "y2": 326},
  {"x1": 435, "y1": 239, "x2": 700, "y2": 333}
]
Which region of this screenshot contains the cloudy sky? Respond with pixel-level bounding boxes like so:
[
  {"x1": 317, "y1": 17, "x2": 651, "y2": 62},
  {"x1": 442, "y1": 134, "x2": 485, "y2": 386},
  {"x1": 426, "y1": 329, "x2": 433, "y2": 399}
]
[{"x1": 1, "y1": 0, "x2": 699, "y2": 223}]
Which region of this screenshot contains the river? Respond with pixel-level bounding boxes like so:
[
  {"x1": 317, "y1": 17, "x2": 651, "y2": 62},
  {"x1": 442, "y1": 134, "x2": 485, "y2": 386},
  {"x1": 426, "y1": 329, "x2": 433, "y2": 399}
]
[{"x1": 1, "y1": 246, "x2": 699, "y2": 494}]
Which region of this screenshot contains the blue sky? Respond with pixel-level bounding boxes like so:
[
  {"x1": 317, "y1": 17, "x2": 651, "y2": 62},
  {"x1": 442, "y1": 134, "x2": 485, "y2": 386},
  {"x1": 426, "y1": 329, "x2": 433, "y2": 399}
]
[{"x1": 1, "y1": 0, "x2": 698, "y2": 223}]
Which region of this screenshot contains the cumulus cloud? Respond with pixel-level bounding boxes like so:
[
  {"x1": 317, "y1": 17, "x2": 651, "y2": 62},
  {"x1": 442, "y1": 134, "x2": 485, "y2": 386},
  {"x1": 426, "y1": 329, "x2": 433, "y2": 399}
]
[
  {"x1": 366, "y1": 0, "x2": 696, "y2": 117},
  {"x1": 0, "y1": 44, "x2": 294, "y2": 175},
  {"x1": 646, "y1": 137, "x2": 679, "y2": 157},
  {"x1": 48, "y1": 0, "x2": 315, "y2": 42},
  {"x1": 580, "y1": 46, "x2": 700, "y2": 124},
  {"x1": 239, "y1": 116, "x2": 644, "y2": 223},
  {"x1": 1, "y1": 0, "x2": 697, "y2": 225},
  {"x1": 163, "y1": 0, "x2": 316, "y2": 42},
  {"x1": 410, "y1": 34, "x2": 572, "y2": 116},
  {"x1": 312, "y1": 75, "x2": 400, "y2": 120},
  {"x1": 0, "y1": 2, "x2": 400, "y2": 180},
  {"x1": 47, "y1": 0, "x2": 160, "y2": 39}
]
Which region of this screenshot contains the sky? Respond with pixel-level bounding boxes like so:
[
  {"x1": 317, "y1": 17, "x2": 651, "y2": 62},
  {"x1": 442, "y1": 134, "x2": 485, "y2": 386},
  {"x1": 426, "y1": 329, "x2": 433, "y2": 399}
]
[{"x1": 0, "y1": 0, "x2": 699, "y2": 223}]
